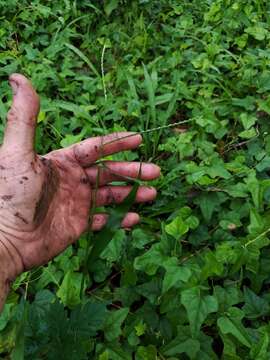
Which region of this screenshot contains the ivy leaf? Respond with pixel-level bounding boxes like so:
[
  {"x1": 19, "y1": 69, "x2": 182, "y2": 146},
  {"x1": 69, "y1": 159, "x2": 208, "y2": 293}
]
[
  {"x1": 201, "y1": 251, "x2": 224, "y2": 279},
  {"x1": 224, "y1": 182, "x2": 248, "y2": 198},
  {"x1": 88, "y1": 182, "x2": 139, "y2": 265},
  {"x1": 103, "y1": 308, "x2": 129, "y2": 341},
  {"x1": 181, "y1": 286, "x2": 218, "y2": 337},
  {"x1": 250, "y1": 327, "x2": 270, "y2": 359},
  {"x1": 240, "y1": 113, "x2": 256, "y2": 130},
  {"x1": 100, "y1": 229, "x2": 126, "y2": 262},
  {"x1": 162, "y1": 258, "x2": 191, "y2": 293},
  {"x1": 135, "y1": 321, "x2": 147, "y2": 337},
  {"x1": 104, "y1": 0, "x2": 119, "y2": 16},
  {"x1": 214, "y1": 286, "x2": 241, "y2": 312},
  {"x1": 56, "y1": 271, "x2": 83, "y2": 308},
  {"x1": 217, "y1": 307, "x2": 252, "y2": 348},
  {"x1": 134, "y1": 244, "x2": 167, "y2": 275},
  {"x1": 242, "y1": 287, "x2": 270, "y2": 319},
  {"x1": 69, "y1": 302, "x2": 107, "y2": 337},
  {"x1": 132, "y1": 228, "x2": 155, "y2": 249},
  {"x1": 207, "y1": 158, "x2": 231, "y2": 179},
  {"x1": 239, "y1": 128, "x2": 257, "y2": 139},
  {"x1": 165, "y1": 215, "x2": 189, "y2": 239},
  {"x1": 195, "y1": 193, "x2": 226, "y2": 222},
  {"x1": 0, "y1": 304, "x2": 13, "y2": 331},
  {"x1": 162, "y1": 337, "x2": 200, "y2": 358},
  {"x1": 245, "y1": 172, "x2": 261, "y2": 208},
  {"x1": 248, "y1": 208, "x2": 265, "y2": 235},
  {"x1": 136, "y1": 345, "x2": 157, "y2": 360},
  {"x1": 136, "y1": 279, "x2": 161, "y2": 305},
  {"x1": 245, "y1": 26, "x2": 268, "y2": 40}
]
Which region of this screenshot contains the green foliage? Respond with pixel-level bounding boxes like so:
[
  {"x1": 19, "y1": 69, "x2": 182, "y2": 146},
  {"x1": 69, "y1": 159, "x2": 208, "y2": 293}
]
[{"x1": 1, "y1": 0, "x2": 270, "y2": 358}]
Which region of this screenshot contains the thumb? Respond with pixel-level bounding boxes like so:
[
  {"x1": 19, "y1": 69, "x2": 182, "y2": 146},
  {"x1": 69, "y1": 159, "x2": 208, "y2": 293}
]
[{"x1": 3, "y1": 73, "x2": 40, "y2": 153}]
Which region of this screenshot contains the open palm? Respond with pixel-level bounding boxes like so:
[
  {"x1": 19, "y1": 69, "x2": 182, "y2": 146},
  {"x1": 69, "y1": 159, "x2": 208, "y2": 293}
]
[{"x1": 0, "y1": 74, "x2": 159, "y2": 276}]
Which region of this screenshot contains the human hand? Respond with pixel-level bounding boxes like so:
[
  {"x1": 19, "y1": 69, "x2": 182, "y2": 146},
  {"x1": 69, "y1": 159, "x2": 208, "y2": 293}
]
[{"x1": 0, "y1": 74, "x2": 160, "y2": 285}]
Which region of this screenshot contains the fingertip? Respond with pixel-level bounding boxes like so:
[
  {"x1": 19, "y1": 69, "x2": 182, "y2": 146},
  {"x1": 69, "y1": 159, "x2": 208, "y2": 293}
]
[
  {"x1": 121, "y1": 212, "x2": 140, "y2": 227},
  {"x1": 143, "y1": 164, "x2": 161, "y2": 179},
  {"x1": 153, "y1": 164, "x2": 161, "y2": 177},
  {"x1": 117, "y1": 132, "x2": 142, "y2": 147},
  {"x1": 137, "y1": 186, "x2": 157, "y2": 202},
  {"x1": 130, "y1": 132, "x2": 142, "y2": 145},
  {"x1": 91, "y1": 212, "x2": 140, "y2": 231},
  {"x1": 91, "y1": 214, "x2": 107, "y2": 231},
  {"x1": 149, "y1": 186, "x2": 157, "y2": 199},
  {"x1": 9, "y1": 73, "x2": 30, "y2": 87}
]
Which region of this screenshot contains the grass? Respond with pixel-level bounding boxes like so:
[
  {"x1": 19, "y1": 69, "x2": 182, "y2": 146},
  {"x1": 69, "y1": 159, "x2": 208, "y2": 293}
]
[{"x1": 1, "y1": 0, "x2": 270, "y2": 359}]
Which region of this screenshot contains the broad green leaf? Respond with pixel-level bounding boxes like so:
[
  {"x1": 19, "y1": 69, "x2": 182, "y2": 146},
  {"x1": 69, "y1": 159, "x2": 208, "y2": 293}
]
[
  {"x1": 60, "y1": 133, "x2": 85, "y2": 148},
  {"x1": 134, "y1": 244, "x2": 167, "y2": 275},
  {"x1": 162, "y1": 338, "x2": 200, "y2": 358},
  {"x1": 99, "y1": 345, "x2": 131, "y2": 360},
  {"x1": 224, "y1": 182, "x2": 248, "y2": 198},
  {"x1": 239, "y1": 128, "x2": 257, "y2": 139},
  {"x1": 11, "y1": 300, "x2": 28, "y2": 360},
  {"x1": 232, "y1": 96, "x2": 255, "y2": 110},
  {"x1": 240, "y1": 113, "x2": 256, "y2": 130},
  {"x1": 99, "y1": 351, "x2": 109, "y2": 360},
  {"x1": 162, "y1": 258, "x2": 191, "y2": 293},
  {"x1": 248, "y1": 208, "x2": 265, "y2": 234},
  {"x1": 217, "y1": 307, "x2": 252, "y2": 348},
  {"x1": 245, "y1": 26, "x2": 268, "y2": 40},
  {"x1": 135, "y1": 321, "x2": 147, "y2": 337},
  {"x1": 70, "y1": 302, "x2": 107, "y2": 337},
  {"x1": 56, "y1": 271, "x2": 83, "y2": 307},
  {"x1": 104, "y1": 0, "x2": 119, "y2": 16},
  {"x1": 165, "y1": 216, "x2": 189, "y2": 239},
  {"x1": 186, "y1": 215, "x2": 200, "y2": 229},
  {"x1": 181, "y1": 286, "x2": 218, "y2": 337},
  {"x1": 207, "y1": 158, "x2": 231, "y2": 179},
  {"x1": 250, "y1": 327, "x2": 269, "y2": 359},
  {"x1": 214, "y1": 286, "x2": 241, "y2": 312},
  {"x1": 220, "y1": 334, "x2": 241, "y2": 360},
  {"x1": 88, "y1": 182, "x2": 139, "y2": 264},
  {"x1": 243, "y1": 287, "x2": 269, "y2": 319},
  {"x1": 132, "y1": 228, "x2": 155, "y2": 249},
  {"x1": 195, "y1": 193, "x2": 226, "y2": 222},
  {"x1": 245, "y1": 172, "x2": 261, "y2": 208},
  {"x1": 201, "y1": 251, "x2": 224, "y2": 279},
  {"x1": 136, "y1": 279, "x2": 161, "y2": 305},
  {"x1": 100, "y1": 229, "x2": 126, "y2": 262},
  {"x1": 0, "y1": 303, "x2": 13, "y2": 331},
  {"x1": 256, "y1": 156, "x2": 270, "y2": 172},
  {"x1": 103, "y1": 308, "x2": 129, "y2": 341},
  {"x1": 136, "y1": 345, "x2": 157, "y2": 360}
]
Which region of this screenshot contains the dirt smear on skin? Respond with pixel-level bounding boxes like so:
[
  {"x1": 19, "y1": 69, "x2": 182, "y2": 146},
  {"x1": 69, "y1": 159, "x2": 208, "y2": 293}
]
[
  {"x1": 15, "y1": 212, "x2": 28, "y2": 224},
  {"x1": 33, "y1": 158, "x2": 60, "y2": 227},
  {"x1": 2, "y1": 195, "x2": 13, "y2": 201}
]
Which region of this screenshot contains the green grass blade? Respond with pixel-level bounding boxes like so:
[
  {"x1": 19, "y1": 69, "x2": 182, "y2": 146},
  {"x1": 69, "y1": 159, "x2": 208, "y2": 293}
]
[{"x1": 65, "y1": 43, "x2": 100, "y2": 78}]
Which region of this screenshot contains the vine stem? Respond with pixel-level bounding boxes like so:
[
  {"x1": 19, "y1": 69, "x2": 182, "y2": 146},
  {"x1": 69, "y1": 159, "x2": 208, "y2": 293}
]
[
  {"x1": 100, "y1": 118, "x2": 194, "y2": 149},
  {"x1": 244, "y1": 228, "x2": 270, "y2": 248},
  {"x1": 101, "y1": 43, "x2": 107, "y2": 101}
]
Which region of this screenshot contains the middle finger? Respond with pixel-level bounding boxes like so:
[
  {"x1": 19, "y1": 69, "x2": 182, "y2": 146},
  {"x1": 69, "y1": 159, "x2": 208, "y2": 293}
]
[{"x1": 86, "y1": 161, "x2": 160, "y2": 186}]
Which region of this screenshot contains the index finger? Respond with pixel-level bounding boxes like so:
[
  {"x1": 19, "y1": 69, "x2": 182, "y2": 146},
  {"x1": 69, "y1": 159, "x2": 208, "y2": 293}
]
[{"x1": 72, "y1": 132, "x2": 142, "y2": 167}]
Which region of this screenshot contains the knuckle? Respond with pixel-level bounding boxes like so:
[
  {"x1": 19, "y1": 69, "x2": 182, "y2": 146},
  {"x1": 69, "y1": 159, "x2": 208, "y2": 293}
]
[{"x1": 7, "y1": 109, "x2": 18, "y2": 123}]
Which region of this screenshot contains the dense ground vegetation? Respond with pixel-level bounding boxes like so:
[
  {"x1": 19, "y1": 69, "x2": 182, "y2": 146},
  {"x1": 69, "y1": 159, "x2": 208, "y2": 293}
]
[{"x1": 1, "y1": 0, "x2": 270, "y2": 358}]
